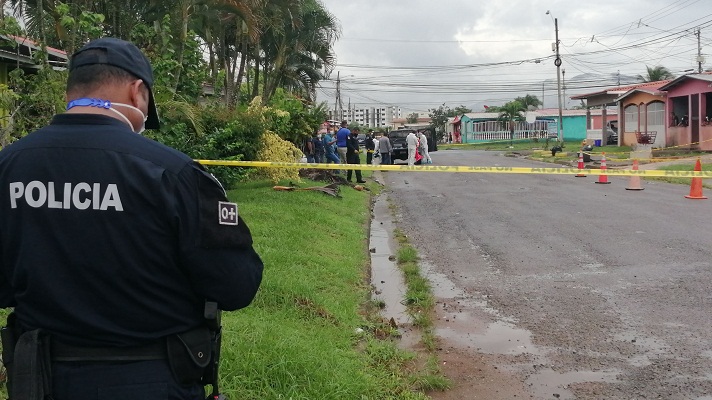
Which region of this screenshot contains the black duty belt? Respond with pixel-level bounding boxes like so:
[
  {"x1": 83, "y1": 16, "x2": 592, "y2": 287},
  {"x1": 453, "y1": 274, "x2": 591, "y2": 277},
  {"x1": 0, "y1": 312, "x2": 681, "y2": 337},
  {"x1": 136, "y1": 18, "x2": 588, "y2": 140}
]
[{"x1": 51, "y1": 340, "x2": 166, "y2": 362}]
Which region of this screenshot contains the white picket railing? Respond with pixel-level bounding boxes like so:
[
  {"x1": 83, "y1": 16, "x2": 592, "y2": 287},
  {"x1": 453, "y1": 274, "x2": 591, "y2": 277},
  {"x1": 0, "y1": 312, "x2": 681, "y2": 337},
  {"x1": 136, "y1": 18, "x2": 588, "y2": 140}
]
[{"x1": 462, "y1": 120, "x2": 553, "y2": 143}]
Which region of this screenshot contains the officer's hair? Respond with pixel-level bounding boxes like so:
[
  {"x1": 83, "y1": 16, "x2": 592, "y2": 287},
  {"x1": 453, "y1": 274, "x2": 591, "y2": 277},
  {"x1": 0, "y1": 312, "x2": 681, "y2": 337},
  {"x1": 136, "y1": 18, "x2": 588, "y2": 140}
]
[{"x1": 66, "y1": 62, "x2": 138, "y2": 96}]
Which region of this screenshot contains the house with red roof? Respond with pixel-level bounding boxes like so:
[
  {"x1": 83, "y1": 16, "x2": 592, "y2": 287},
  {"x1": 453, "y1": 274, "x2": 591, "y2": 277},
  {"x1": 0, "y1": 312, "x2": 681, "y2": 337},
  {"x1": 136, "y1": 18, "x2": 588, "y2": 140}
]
[
  {"x1": 612, "y1": 81, "x2": 670, "y2": 147},
  {"x1": 0, "y1": 34, "x2": 68, "y2": 84},
  {"x1": 573, "y1": 75, "x2": 712, "y2": 150}
]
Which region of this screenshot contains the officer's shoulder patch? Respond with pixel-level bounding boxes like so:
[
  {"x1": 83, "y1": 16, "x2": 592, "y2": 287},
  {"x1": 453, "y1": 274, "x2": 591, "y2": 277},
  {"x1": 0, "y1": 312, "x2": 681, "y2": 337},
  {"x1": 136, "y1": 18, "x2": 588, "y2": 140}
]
[
  {"x1": 218, "y1": 201, "x2": 239, "y2": 226},
  {"x1": 194, "y1": 167, "x2": 253, "y2": 249}
]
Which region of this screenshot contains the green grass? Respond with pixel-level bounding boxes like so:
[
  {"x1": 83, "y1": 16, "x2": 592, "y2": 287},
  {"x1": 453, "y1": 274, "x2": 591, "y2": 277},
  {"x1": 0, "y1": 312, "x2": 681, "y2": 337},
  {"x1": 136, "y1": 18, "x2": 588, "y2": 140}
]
[
  {"x1": 387, "y1": 200, "x2": 449, "y2": 391},
  {"x1": 650, "y1": 163, "x2": 712, "y2": 188},
  {"x1": 217, "y1": 178, "x2": 435, "y2": 399}
]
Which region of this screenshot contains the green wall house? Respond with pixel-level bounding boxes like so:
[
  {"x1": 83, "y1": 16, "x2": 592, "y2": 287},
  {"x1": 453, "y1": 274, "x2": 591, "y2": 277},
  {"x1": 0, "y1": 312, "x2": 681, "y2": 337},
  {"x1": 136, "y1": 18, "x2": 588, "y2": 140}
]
[{"x1": 455, "y1": 110, "x2": 607, "y2": 143}]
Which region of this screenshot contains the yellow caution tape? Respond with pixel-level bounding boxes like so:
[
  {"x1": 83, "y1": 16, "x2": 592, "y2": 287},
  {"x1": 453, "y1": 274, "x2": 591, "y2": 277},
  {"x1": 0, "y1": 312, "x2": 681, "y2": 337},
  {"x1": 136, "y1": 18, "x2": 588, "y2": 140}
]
[{"x1": 195, "y1": 160, "x2": 712, "y2": 178}]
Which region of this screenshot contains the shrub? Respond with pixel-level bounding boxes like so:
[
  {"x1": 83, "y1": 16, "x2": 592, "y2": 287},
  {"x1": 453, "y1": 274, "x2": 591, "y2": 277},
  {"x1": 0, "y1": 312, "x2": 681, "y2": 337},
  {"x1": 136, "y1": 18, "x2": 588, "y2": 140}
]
[{"x1": 255, "y1": 131, "x2": 302, "y2": 184}]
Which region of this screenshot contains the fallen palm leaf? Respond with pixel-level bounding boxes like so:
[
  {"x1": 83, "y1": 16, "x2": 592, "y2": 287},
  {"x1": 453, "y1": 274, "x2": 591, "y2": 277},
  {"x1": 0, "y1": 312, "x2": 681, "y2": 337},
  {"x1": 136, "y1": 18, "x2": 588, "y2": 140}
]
[
  {"x1": 273, "y1": 183, "x2": 341, "y2": 197},
  {"x1": 273, "y1": 186, "x2": 296, "y2": 191}
]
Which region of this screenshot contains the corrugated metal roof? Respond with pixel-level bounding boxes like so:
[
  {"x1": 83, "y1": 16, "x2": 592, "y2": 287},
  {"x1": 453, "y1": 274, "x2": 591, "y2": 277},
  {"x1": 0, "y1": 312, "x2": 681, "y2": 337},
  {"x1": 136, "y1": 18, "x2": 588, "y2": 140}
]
[
  {"x1": 571, "y1": 80, "x2": 671, "y2": 100},
  {"x1": 658, "y1": 72, "x2": 712, "y2": 91}
]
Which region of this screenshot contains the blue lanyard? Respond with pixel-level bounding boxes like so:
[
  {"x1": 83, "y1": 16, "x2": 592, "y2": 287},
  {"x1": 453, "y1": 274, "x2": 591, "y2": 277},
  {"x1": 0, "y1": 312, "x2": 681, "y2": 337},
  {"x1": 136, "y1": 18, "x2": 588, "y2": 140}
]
[{"x1": 66, "y1": 98, "x2": 112, "y2": 111}]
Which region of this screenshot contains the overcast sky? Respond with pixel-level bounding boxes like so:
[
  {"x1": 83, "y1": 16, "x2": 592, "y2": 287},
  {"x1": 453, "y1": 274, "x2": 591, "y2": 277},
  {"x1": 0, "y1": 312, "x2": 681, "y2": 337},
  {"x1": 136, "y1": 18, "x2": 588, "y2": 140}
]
[{"x1": 316, "y1": 0, "x2": 712, "y2": 113}]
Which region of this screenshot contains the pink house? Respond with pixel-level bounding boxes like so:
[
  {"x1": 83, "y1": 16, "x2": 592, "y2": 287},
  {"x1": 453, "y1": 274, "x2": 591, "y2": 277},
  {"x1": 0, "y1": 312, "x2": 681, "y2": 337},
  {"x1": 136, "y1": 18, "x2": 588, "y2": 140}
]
[{"x1": 659, "y1": 73, "x2": 712, "y2": 151}]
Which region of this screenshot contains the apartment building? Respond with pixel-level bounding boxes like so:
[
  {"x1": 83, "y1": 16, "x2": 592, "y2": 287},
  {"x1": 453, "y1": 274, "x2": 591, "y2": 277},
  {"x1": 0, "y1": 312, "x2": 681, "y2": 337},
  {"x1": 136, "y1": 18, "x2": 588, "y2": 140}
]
[{"x1": 328, "y1": 106, "x2": 402, "y2": 128}]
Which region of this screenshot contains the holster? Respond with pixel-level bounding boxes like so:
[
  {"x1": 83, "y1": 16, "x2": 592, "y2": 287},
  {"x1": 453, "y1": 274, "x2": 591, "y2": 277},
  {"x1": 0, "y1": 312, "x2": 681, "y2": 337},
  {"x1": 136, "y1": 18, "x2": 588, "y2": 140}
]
[
  {"x1": 10, "y1": 329, "x2": 52, "y2": 400},
  {"x1": 166, "y1": 326, "x2": 211, "y2": 385}
]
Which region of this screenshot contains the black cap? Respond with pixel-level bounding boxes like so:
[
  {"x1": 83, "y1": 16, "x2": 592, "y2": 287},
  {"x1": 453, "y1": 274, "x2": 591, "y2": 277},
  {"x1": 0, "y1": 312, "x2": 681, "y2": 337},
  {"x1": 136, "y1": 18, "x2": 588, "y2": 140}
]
[{"x1": 69, "y1": 38, "x2": 159, "y2": 130}]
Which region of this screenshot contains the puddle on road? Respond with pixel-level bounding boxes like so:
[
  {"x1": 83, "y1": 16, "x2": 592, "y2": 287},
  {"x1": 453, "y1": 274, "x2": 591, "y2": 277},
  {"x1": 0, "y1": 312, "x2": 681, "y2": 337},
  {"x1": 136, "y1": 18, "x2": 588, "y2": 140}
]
[
  {"x1": 438, "y1": 319, "x2": 539, "y2": 356},
  {"x1": 418, "y1": 259, "x2": 539, "y2": 356},
  {"x1": 524, "y1": 368, "x2": 620, "y2": 400},
  {"x1": 370, "y1": 195, "x2": 409, "y2": 327},
  {"x1": 370, "y1": 193, "x2": 620, "y2": 398}
]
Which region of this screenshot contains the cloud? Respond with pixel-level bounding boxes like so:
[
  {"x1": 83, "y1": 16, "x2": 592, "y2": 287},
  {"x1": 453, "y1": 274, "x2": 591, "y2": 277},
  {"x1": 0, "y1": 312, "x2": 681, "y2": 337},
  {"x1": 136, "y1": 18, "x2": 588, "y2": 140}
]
[{"x1": 318, "y1": 0, "x2": 710, "y2": 111}]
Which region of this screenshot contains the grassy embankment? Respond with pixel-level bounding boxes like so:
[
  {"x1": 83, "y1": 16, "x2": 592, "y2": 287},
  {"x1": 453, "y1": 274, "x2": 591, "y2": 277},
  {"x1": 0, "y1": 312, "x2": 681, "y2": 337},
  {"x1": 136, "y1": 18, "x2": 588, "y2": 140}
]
[{"x1": 216, "y1": 176, "x2": 446, "y2": 399}]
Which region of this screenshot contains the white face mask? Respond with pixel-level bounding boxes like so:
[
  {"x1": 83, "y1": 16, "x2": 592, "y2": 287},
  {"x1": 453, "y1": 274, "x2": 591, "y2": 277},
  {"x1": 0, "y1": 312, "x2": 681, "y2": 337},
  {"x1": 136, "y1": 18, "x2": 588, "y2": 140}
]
[{"x1": 108, "y1": 102, "x2": 148, "y2": 134}]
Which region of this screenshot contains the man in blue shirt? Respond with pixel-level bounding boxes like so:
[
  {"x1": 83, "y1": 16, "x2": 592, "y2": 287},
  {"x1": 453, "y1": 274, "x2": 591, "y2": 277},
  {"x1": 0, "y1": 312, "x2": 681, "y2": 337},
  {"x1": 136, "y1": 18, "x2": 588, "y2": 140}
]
[
  {"x1": 323, "y1": 130, "x2": 340, "y2": 166},
  {"x1": 336, "y1": 120, "x2": 350, "y2": 164}
]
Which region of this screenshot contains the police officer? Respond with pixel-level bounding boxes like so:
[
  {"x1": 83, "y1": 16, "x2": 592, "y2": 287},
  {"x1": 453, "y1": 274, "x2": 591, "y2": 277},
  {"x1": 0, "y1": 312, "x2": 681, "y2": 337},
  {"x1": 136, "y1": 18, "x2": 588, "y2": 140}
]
[{"x1": 0, "y1": 38, "x2": 263, "y2": 399}]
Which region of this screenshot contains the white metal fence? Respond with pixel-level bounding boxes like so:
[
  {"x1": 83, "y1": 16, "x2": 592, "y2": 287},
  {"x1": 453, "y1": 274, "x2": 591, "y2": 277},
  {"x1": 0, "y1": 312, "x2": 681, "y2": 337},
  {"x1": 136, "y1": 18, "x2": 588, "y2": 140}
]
[{"x1": 464, "y1": 120, "x2": 553, "y2": 142}]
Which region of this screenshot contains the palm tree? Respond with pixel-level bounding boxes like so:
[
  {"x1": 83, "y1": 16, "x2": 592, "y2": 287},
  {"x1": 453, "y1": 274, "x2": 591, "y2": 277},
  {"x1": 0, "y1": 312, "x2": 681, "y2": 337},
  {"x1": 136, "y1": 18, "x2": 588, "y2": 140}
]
[
  {"x1": 259, "y1": 0, "x2": 339, "y2": 103},
  {"x1": 637, "y1": 65, "x2": 675, "y2": 83},
  {"x1": 498, "y1": 100, "x2": 525, "y2": 147},
  {"x1": 514, "y1": 94, "x2": 542, "y2": 110}
]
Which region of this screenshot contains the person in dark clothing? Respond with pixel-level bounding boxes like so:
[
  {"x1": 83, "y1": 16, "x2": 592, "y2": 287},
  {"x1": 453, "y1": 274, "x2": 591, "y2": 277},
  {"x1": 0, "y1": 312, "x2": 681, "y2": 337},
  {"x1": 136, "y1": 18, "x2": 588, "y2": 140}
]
[
  {"x1": 304, "y1": 135, "x2": 315, "y2": 163},
  {"x1": 313, "y1": 132, "x2": 325, "y2": 163},
  {"x1": 365, "y1": 130, "x2": 376, "y2": 165},
  {"x1": 0, "y1": 38, "x2": 263, "y2": 400},
  {"x1": 347, "y1": 132, "x2": 365, "y2": 183}
]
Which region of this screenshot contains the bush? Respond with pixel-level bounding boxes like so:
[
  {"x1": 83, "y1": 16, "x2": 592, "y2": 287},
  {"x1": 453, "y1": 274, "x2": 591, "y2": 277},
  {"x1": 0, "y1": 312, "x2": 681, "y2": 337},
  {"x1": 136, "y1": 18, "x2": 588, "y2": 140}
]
[{"x1": 255, "y1": 131, "x2": 302, "y2": 184}]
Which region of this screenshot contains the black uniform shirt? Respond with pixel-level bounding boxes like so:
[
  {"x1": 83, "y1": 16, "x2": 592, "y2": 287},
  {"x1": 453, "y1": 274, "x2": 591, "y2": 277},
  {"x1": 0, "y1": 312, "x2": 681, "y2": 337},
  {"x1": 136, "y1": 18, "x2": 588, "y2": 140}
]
[
  {"x1": 0, "y1": 114, "x2": 263, "y2": 347},
  {"x1": 347, "y1": 135, "x2": 360, "y2": 154}
]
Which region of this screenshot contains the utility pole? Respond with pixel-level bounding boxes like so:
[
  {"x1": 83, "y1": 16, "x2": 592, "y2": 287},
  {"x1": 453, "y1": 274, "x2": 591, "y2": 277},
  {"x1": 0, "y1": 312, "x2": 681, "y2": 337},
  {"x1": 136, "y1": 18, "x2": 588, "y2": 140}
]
[
  {"x1": 335, "y1": 71, "x2": 342, "y2": 121},
  {"x1": 554, "y1": 17, "x2": 564, "y2": 141},
  {"x1": 542, "y1": 81, "x2": 545, "y2": 108},
  {"x1": 697, "y1": 28, "x2": 703, "y2": 73}
]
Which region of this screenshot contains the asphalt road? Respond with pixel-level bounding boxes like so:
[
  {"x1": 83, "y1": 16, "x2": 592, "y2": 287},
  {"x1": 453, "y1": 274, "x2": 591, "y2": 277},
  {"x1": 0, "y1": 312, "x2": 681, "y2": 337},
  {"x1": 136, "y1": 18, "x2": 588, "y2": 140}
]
[{"x1": 385, "y1": 149, "x2": 712, "y2": 399}]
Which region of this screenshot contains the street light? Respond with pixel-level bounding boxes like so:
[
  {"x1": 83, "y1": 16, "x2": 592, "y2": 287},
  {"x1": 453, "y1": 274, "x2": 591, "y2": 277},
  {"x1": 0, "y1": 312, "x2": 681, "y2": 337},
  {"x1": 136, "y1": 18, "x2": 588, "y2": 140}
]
[{"x1": 547, "y1": 10, "x2": 564, "y2": 142}]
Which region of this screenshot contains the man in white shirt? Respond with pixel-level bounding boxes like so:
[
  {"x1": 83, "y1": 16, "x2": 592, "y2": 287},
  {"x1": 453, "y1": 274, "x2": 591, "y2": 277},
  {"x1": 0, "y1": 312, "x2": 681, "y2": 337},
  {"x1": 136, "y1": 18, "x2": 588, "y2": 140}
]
[{"x1": 406, "y1": 130, "x2": 418, "y2": 166}]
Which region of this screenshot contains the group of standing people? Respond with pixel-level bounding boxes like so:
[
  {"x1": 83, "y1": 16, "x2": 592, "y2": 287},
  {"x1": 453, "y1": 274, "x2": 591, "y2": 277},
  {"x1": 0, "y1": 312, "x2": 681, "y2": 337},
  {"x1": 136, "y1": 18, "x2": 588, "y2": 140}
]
[
  {"x1": 304, "y1": 120, "x2": 366, "y2": 182},
  {"x1": 406, "y1": 130, "x2": 432, "y2": 166},
  {"x1": 303, "y1": 121, "x2": 433, "y2": 173},
  {"x1": 364, "y1": 129, "x2": 393, "y2": 166}
]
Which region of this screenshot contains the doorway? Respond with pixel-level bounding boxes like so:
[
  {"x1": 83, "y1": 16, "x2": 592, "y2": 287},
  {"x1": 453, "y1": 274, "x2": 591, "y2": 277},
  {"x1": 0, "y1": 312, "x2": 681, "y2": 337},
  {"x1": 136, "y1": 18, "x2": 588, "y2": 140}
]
[{"x1": 692, "y1": 94, "x2": 699, "y2": 146}]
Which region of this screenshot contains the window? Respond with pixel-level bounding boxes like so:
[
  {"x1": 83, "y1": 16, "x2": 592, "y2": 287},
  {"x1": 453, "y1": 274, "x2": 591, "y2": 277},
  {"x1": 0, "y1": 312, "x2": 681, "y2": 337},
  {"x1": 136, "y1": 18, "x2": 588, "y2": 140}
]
[
  {"x1": 646, "y1": 101, "x2": 664, "y2": 128},
  {"x1": 625, "y1": 105, "x2": 639, "y2": 131}
]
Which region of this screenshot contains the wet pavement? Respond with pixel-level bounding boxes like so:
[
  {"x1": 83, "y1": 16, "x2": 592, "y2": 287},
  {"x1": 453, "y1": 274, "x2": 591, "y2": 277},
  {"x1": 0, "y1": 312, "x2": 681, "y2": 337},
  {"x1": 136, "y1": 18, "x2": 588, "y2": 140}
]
[{"x1": 376, "y1": 150, "x2": 712, "y2": 399}]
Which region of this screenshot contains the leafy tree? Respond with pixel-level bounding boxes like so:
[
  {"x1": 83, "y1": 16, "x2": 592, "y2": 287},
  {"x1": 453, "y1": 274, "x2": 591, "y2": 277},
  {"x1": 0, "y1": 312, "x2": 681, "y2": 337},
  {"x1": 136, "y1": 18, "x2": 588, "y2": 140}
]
[
  {"x1": 0, "y1": 84, "x2": 20, "y2": 148},
  {"x1": 406, "y1": 112, "x2": 419, "y2": 123},
  {"x1": 3, "y1": 0, "x2": 342, "y2": 187},
  {"x1": 428, "y1": 103, "x2": 449, "y2": 135},
  {"x1": 514, "y1": 94, "x2": 542, "y2": 110},
  {"x1": 7, "y1": 67, "x2": 67, "y2": 140},
  {"x1": 259, "y1": 0, "x2": 339, "y2": 104},
  {"x1": 637, "y1": 65, "x2": 675, "y2": 82},
  {"x1": 451, "y1": 105, "x2": 472, "y2": 116},
  {"x1": 497, "y1": 100, "x2": 525, "y2": 146}
]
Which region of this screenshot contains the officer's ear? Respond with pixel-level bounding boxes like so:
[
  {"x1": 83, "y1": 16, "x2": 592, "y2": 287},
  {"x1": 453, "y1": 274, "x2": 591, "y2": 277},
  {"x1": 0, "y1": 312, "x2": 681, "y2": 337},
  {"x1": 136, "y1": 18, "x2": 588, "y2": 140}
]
[{"x1": 128, "y1": 80, "x2": 149, "y2": 110}]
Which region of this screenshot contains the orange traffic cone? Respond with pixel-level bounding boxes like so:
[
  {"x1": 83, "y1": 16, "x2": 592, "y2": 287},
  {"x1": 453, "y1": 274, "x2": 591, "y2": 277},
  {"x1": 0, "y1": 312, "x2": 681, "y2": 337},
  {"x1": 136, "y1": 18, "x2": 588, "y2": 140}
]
[
  {"x1": 625, "y1": 159, "x2": 644, "y2": 191},
  {"x1": 684, "y1": 158, "x2": 707, "y2": 199},
  {"x1": 575, "y1": 151, "x2": 586, "y2": 177},
  {"x1": 595, "y1": 152, "x2": 611, "y2": 184}
]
